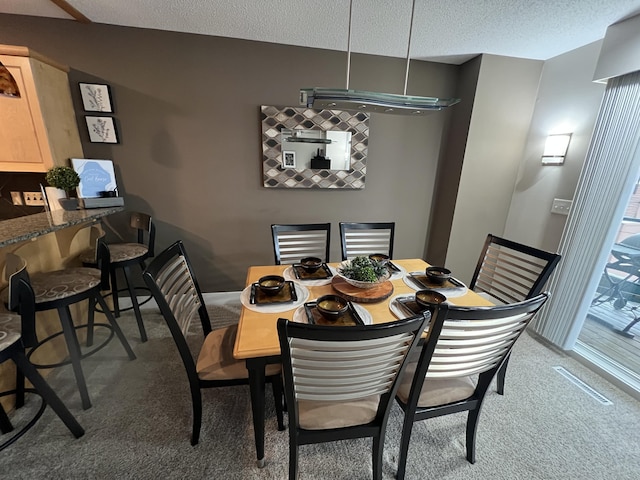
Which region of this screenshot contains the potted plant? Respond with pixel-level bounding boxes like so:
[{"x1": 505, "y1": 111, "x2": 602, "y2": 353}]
[{"x1": 45, "y1": 166, "x2": 81, "y2": 211}]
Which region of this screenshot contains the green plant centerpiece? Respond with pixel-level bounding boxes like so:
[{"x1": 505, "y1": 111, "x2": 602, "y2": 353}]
[
  {"x1": 338, "y1": 255, "x2": 390, "y2": 289},
  {"x1": 45, "y1": 166, "x2": 80, "y2": 196}
]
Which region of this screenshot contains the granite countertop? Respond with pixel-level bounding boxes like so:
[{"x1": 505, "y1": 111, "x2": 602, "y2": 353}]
[{"x1": 0, "y1": 207, "x2": 125, "y2": 248}]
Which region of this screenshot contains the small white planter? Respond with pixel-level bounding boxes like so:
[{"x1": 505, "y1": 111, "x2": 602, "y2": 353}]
[{"x1": 45, "y1": 187, "x2": 67, "y2": 211}]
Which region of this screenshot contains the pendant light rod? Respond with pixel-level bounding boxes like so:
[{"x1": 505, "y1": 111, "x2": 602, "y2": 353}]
[
  {"x1": 345, "y1": 0, "x2": 354, "y2": 90},
  {"x1": 403, "y1": 0, "x2": 417, "y2": 96}
]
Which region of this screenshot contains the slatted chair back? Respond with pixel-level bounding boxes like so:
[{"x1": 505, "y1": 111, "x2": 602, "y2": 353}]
[
  {"x1": 395, "y1": 294, "x2": 549, "y2": 479},
  {"x1": 277, "y1": 314, "x2": 428, "y2": 480},
  {"x1": 143, "y1": 240, "x2": 211, "y2": 341},
  {"x1": 470, "y1": 234, "x2": 560, "y2": 305},
  {"x1": 339, "y1": 222, "x2": 395, "y2": 261},
  {"x1": 271, "y1": 223, "x2": 331, "y2": 265}
]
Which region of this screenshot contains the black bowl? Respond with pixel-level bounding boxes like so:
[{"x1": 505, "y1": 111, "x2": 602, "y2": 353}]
[
  {"x1": 369, "y1": 253, "x2": 390, "y2": 266},
  {"x1": 300, "y1": 256, "x2": 323, "y2": 273},
  {"x1": 257, "y1": 275, "x2": 286, "y2": 296},
  {"x1": 415, "y1": 289, "x2": 447, "y2": 311},
  {"x1": 316, "y1": 294, "x2": 349, "y2": 321},
  {"x1": 425, "y1": 266, "x2": 451, "y2": 285}
]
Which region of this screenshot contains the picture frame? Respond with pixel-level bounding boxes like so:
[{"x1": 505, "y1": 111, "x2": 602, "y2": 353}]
[
  {"x1": 71, "y1": 158, "x2": 118, "y2": 198},
  {"x1": 282, "y1": 150, "x2": 296, "y2": 169},
  {"x1": 79, "y1": 82, "x2": 113, "y2": 112},
  {"x1": 85, "y1": 116, "x2": 119, "y2": 144}
]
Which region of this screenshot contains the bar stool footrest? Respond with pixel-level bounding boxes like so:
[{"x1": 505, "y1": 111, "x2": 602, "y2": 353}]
[
  {"x1": 0, "y1": 389, "x2": 46, "y2": 451},
  {"x1": 26, "y1": 323, "x2": 116, "y2": 369}
]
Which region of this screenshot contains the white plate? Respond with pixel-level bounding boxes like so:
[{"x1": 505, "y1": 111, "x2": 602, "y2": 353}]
[
  {"x1": 292, "y1": 302, "x2": 373, "y2": 325},
  {"x1": 387, "y1": 261, "x2": 407, "y2": 281},
  {"x1": 402, "y1": 272, "x2": 468, "y2": 297},
  {"x1": 240, "y1": 282, "x2": 309, "y2": 313},
  {"x1": 283, "y1": 265, "x2": 337, "y2": 287}
]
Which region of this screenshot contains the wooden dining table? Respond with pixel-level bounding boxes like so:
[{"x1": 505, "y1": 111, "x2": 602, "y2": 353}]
[{"x1": 232, "y1": 258, "x2": 493, "y2": 467}]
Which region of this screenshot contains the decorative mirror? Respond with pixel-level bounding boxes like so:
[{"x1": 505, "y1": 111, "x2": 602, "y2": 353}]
[{"x1": 261, "y1": 105, "x2": 369, "y2": 189}]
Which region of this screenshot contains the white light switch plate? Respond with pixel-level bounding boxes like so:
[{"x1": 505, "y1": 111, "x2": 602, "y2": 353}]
[{"x1": 551, "y1": 198, "x2": 572, "y2": 215}]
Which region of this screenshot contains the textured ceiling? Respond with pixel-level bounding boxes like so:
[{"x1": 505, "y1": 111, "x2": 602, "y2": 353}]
[{"x1": 2, "y1": 0, "x2": 640, "y2": 64}]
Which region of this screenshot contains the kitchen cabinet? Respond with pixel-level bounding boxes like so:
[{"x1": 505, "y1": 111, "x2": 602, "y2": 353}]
[{"x1": 0, "y1": 44, "x2": 83, "y2": 172}]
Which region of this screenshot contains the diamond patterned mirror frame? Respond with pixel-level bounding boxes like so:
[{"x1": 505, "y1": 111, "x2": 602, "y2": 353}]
[{"x1": 261, "y1": 105, "x2": 369, "y2": 189}]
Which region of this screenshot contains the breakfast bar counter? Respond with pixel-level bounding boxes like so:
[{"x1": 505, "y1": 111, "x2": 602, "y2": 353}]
[
  {"x1": 0, "y1": 207, "x2": 124, "y2": 247},
  {"x1": 0, "y1": 206, "x2": 125, "y2": 411}
]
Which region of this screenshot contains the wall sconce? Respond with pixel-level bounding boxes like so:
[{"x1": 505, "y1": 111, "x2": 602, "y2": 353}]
[
  {"x1": 0, "y1": 60, "x2": 21, "y2": 97},
  {"x1": 541, "y1": 133, "x2": 571, "y2": 165}
]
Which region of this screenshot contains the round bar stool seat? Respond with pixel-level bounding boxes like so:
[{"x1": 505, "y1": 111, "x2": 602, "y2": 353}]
[{"x1": 0, "y1": 312, "x2": 84, "y2": 451}]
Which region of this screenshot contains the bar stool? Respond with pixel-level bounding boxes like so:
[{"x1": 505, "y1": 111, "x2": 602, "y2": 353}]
[
  {"x1": 3, "y1": 232, "x2": 137, "y2": 410},
  {"x1": 1, "y1": 312, "x2": 84, "y2": 450},
  {"x1": 80, "y1": 212, "x2": 155, "y2": 343}
]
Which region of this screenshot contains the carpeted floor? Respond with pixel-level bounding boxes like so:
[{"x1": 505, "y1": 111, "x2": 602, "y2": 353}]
[{"x1": 2, "y1": 293, "x2": 640, "y2": 479}]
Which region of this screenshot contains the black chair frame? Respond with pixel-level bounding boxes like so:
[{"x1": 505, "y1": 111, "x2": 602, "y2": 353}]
[
  {"x1": 143, "y1": 240, "x2": 285, "y2": 445},
  {"x1": 271, "y1": 223, "x2": 331, "y2": 265},
  {"x1": 469, "y1": 234, "x2": 560, "y2": 394},
  {"x1": 395, "y1": 294, "x2": 548, "y2": 480},
  {"x1": 277, "y1": 314, "x2": 428, "y2": 480},
  {"x1": 339, "y1": 222, "x2": 395, "y2": 261}
]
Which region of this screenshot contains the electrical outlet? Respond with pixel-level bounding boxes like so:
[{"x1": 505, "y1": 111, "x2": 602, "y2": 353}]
[
  {"x1": 11, "y1": 191, "x2": 24, "y2": 205},
  {"x1": 23, "y1": 191, "x2": 45, "y2": 206}
]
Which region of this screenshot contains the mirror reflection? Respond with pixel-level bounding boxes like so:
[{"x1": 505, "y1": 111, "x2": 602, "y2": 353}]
[{"x1": 281, "y1": 129, "x2": 352, "y2": 171}]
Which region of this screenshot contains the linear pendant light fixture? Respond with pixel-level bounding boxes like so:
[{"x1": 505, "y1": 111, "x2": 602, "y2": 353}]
[{"x1": 300, "y1": 0, "x2": 460, "y2": 115}]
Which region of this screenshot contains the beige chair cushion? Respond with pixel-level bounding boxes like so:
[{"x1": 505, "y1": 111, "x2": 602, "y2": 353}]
[
  {"x1": 297, "y1": 395, "x2": 380, "y2": 430},
  {"x1": 396, "y1": 362, "x2": 476, "y2": 407},
  {"x1": 196, "y1": 324, "x2": 279, "y2": 381}
]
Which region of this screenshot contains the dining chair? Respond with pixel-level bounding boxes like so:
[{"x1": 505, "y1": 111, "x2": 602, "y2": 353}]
[
  {"x1": 469, "y1": 234, "x2": 560, "y2": 394},
  {"x1": 80, "y1": 212, "x2": 156, "y2": 343},
  {"x1": 271, "y1": 223, "x2": 331, "y2": 265},
  {"x1": 339, "y1": 222, "x2": 395, "y2": 261},
  {"x1": 3, "y1": 230, "x2": 137, "y2": 411},
  {"x1": 394, "y1": 293, "x2": 549, "y2": 480},
  {"x1": 142, "y1": 240, "x2": 284, "y2": 446},
  {"x1": 0, "y1": 312, "x2": 84, "y2": 451},
  {"x1": 277, "y1": 313, "x2": 429, "y2": 480}
]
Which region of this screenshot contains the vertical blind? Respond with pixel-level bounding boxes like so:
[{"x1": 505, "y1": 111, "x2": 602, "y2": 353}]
[{"x1": 532, "y1": 71, "x2": 640, "y2": 348}]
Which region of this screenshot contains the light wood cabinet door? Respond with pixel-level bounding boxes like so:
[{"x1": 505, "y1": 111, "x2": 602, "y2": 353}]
[{"x1": 0, "y1": 48, "x2": 83, "y2": 172}]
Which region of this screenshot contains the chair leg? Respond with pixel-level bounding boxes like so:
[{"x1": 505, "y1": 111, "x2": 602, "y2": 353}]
[
  {"x1": 271, "y1": 375, "x2": 285, "y2": 431},
  {"x1": 12, "y1": 349, "x2": 84, "y2": 438},
  {"x1": 396, "y1": 415, "x2": 416, "y2": 480},
  {"x1": 95, "y1": 294, "x2": 136, "y2": 361},
  {"x1": 372, "y1": 433, "x2": 383, "y2": 480},
  {"x1": 0, "y1": 403, "x2": 13, "y2": 434},
  {"x1": 122, "y1": 265, "x2": 147, "y2": 342},
  {"x1": 466, "y1": 408, "x2": 481, "y2": 464},
  {"x1": 86, "y1": 296, "x2": 96, "y2": 347},
  {"x1": 110, "y1": 269, "x2": 120, "y2": 317},
  {"x1": 496, "y1": 354, "x2": 510, "y2": 395},
  {"x1": 14, "y1": 366, "x2": 25, "y2": 409},
  {"x1": 58, "y1": 305, "x2": 92, "y2": 410},
  {"x1": 190, "y1": 384, "x2": 202, "y2": 446},
  {"x1": 289, "y1": 433, "x2": 299, "y2": 480}
]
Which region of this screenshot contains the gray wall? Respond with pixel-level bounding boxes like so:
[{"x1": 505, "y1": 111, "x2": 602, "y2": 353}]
[
  {"x1": 504, "y1": 41, "x2": 606, "y2": 252},
  {"x1": 0, "y1": 14, "x2": 460, "y2": 290},
  {"x1": 445, "y1": 55, "x2": 544, "y2": 284}
]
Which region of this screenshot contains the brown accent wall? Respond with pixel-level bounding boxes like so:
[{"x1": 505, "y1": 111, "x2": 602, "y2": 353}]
[{"x1": 0, "y1": 14, "x2": 461, "y2": 290}]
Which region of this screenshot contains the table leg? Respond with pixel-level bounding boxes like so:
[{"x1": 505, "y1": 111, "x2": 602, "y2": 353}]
[{"x1": 246, "y1": 357, "x2": 267, "y2": 468}]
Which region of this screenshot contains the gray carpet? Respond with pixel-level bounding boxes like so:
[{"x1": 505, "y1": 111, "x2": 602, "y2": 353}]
[{"x1": 2, "y1": 295, "x2": 640, "y2": 480}]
